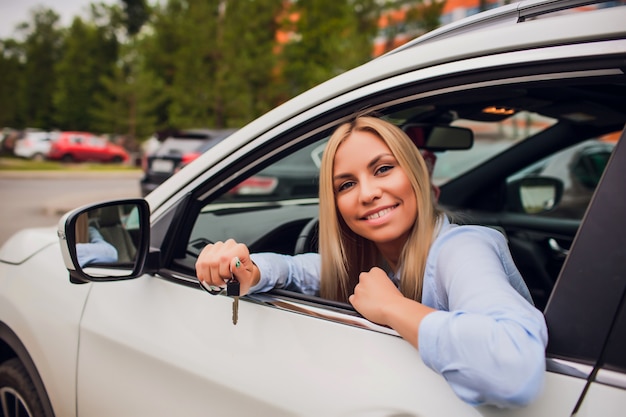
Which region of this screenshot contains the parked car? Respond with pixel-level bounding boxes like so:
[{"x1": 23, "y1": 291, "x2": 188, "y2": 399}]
[
  {"x1": 13, "y1": 131, "x2": 59, "y2": 161},
  {"x1": 140, "y1": 129, "x2": 237, "y2": 196},
  {"x1": 1, "y1": 1, "x2": 626, "y2": 416},
  {"x1": 47, "y1": 131, "x2": 129, "y2": 163}
]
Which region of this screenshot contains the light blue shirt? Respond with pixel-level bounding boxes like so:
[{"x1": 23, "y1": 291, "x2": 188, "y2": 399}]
[
  {"x1": 76, "y1": 226, "x2": 118, "y2": 268},
  {"x1": 250, "y1": 216, "x2": 548, "y2": 408}
]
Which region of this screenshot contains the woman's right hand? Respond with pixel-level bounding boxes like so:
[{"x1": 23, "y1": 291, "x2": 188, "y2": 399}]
[{"x1": 195, "y1": 239, "x2": 260, "y2": 296}]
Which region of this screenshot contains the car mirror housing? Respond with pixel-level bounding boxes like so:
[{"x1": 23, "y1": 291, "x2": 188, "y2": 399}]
[
  {"x1": 506, "y1": 176, "x2": 564, "y2": 215},
  {"x1": 58, "y1": 199, "x2": 151, "y2": 284}
]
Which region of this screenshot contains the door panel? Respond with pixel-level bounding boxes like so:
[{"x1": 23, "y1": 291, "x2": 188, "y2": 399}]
[
  {"x1": 77, "y1": 274, "x2": 587, "y2": 416},
  {"x1": 77, "y1": 275, "x2": 476, "y2": 416},
  {"x1": 574, "y1": 382, "x2": 626, "y2": 417}
]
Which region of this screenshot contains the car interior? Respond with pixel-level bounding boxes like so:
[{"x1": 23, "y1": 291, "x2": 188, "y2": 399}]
[{"x1": 163, "y1": 72, "x2": 626, "y2": 315}]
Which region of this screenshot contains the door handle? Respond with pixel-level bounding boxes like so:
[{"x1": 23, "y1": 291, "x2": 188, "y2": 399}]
[{"x1": 548, "y1": 238, "x2": 569, "y2": 257}]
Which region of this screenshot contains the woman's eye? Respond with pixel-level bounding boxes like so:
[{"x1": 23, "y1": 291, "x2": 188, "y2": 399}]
[
  {"x1": 375, "y1": 165, "x2": 394, "y2": 175},
  {"x1": 337, "y1": 181, "x2": 354, "y2": 192}
]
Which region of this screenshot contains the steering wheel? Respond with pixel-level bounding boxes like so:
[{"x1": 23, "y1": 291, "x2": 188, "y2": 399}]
[{"x1": 294, "y1": 217, "x2": 319, "y2": 254}]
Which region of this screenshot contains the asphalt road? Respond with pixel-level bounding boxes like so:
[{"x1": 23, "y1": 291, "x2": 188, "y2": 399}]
[{"x1": 0, "y1": 171, "x2": 143, "y2": 245}]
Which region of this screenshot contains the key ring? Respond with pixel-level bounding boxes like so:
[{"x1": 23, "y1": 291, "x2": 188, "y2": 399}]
[
  {"x1": 198, "y1": 257, "x2": 240, "y2": 295},
  {"x1": 199, "y1": 280, "x2": 224, "y2": 295}
]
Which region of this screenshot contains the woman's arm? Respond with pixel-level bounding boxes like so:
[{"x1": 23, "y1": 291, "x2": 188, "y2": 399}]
[{"x1": 418, "y1": 227, "x2": 548, "y2": 407}]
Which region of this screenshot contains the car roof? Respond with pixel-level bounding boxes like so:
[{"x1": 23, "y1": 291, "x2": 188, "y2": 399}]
[{"x1": 386, "y1": 0, "x2": 608, "y2": 54}]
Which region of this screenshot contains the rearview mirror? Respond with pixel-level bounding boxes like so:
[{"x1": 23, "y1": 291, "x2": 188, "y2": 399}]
[
  {"x1": 58, "y1": 199, "x2": 150, "y2": 284},
  {"x1": 402, "y1": 124, "x2": 473, "y2": 151}
]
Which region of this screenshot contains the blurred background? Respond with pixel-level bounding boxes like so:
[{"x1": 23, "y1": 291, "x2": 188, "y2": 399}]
[
  {"x1": 0, "y1": 0, "x2": 529, "y2": 160},
  {"x1": 1, "y1": 0, "x2": 617, "y2": 244}
]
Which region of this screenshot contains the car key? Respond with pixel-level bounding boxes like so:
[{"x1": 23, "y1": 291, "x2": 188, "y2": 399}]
[{"x1": 227, "y1": 276, "x2": 240, "y2": 325}]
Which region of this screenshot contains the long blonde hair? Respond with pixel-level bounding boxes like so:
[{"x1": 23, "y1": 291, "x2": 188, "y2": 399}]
[{"x1": 318, "y1": 116, "x2": 441, "y2": 302}]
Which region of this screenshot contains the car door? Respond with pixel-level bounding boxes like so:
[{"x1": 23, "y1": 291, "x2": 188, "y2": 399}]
[{"x1": 69, "y1": 134, "x2": 92, "y2": 161}]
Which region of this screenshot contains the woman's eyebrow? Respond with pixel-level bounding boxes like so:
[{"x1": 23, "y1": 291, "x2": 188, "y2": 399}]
[
  {"x1": 333, "y1": 172, "x2": 351, "y2": 182},
  {"x1": 367, "y1": 153, "x2": 394, "y2": 169}
]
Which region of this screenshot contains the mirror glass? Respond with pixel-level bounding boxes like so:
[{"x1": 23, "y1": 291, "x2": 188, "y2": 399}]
[
  {"x1": 519, "y1": 181, "x2": 557, "y2": 214},
  {"x1": 74, "y1": 203, "x2": 142, "y2": 275}
]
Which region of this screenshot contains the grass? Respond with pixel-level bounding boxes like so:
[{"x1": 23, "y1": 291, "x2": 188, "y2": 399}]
[{"x1": 0, "y1": 156, "x2": 141, "y2": 172}]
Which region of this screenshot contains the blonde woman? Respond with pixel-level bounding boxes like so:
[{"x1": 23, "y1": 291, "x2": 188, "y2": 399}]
[{"x1": 196, "y1": 116, "x2": 547, "y2": 408}]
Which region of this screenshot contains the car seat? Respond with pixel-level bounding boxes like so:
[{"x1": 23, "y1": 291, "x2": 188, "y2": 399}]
[{"x1": 97, "y1": 206, "x2": 137, "y2": 263}]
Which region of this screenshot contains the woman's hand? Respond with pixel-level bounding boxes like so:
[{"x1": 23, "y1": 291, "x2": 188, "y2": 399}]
[
  {"x1": 349, "y1": 266, "x2": 436, "y2": 348},
  {"x1": 349, "y1": 266, "x2": 404, "y2": 326},
  {"x1": 195, "y1": 239, "x2": 260, "y2": 296}
]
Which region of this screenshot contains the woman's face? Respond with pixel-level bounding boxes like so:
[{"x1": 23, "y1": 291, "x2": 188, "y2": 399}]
[{"x1": 332, "y1": 130, "x2": 417, "y2": 254}]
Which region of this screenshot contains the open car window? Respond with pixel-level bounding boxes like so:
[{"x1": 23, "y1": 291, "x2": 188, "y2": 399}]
[
  {"x1": 172, "y1": 69, "x2": 626, "y2": 319},
  {"x1": 187, "y1": 139, "x2": 325, "y2": 258}
]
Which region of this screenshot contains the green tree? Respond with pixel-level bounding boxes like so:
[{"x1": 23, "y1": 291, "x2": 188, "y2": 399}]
[
  {"x1": 53, "y1": 17, "x2": 119, "y2": 131},
  {"x1": 165, "y1": 0, "x2": 222, "y2": 128},
  {"x1": 279, "y1": 0, "x2": 381, "y2": 98},
  {"x1": 86, "y1": 1, "x2": 165, "y2": 142},
  {"x1": 144, "y1": 0, "x2": 285, "y2": 129},
  {"x1": 217, "y1": 0, "x2": 285, "y2": 126},
  {"x1": 139, "y1": 0, "x2": 187, "y2": 131},
  {"x1": 121, "y1": 0, "x2": 151, "y2": 36},
  {"x1": 90, "y1": 49, "x2": 166, "y2": 141},
  {"x1": 18, "y1": 7, "x2": 64, "y2": 129},
  {"x1": 0, "y1": 39, "x2": 24, "y2": 128}
]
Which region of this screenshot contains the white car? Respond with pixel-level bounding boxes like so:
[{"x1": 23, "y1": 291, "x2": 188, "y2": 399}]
[
  {"x1": 1, "y1": 1, "x2": 626, "y2": 416},
  {"x1": 13, "y1": 131, "x2": 58, "y2": 161}
]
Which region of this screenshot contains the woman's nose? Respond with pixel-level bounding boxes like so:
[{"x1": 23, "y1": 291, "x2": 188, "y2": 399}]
[{"x1": 359, "y1": 178, "x2": 381, "y2": 203}]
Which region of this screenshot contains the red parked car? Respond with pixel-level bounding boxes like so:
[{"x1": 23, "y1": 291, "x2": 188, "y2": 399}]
[{"x1": 47, "y1": 131, "x2": 129, "y2": 163}]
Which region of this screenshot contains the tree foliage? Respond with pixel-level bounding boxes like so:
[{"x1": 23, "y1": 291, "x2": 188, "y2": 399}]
[
  {"x1": 0, "y1": 0, "x2": 443, "y2": 142},
  {"x1": 18, "y1": 8, "x2": 64, "y2": 129},
  {"x1": 54, "y1": 16, "x2": 119, "y2": 130},
  {"x1": 280, "y1": 0, "x2": 380, "y2": 97},
  {"x1": 0, "y1": 39, "x2": 24, "y2": 128}
]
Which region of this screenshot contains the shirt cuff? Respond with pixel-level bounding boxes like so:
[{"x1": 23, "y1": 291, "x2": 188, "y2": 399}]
[{"x1": 417, "y1": 310, "x2": 449, "y2": 371}]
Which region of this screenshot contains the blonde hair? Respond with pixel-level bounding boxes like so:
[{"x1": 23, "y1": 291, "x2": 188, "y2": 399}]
[{"x1": 318, "y1": 116, "x2": 441, "y2": 302}]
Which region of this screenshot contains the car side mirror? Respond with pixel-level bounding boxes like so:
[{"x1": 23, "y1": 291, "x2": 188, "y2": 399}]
[
  {"x1": 58, "y1": 199, "x2": 151, "y2": 284},
  {"x1": 506, "y1": 176, "x2": 564, "y2": 214}
]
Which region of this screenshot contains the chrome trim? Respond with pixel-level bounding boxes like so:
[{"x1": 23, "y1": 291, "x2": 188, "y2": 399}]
[
  {"x1": 248, "y1": 293, "x2": 401, "y2": 337},
  {"x1": 160, "y1": 271, "x2": 400, "y2": 336},
  {"x1": 596, "y1": 369, "x2": 626, "y2": 390},
  {"x1": 546, "y1": 357, "x2": 593, "y2": 379}
]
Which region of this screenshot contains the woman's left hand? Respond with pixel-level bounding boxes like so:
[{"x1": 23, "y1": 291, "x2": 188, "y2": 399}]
[{"x1": 349, "y1": 266, "x2": 404, "y2": 326}]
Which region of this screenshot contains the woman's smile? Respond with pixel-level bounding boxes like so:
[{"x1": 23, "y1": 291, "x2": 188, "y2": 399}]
[{"x1": 362, "y1": 204, "x2": 399, "y2": 221}]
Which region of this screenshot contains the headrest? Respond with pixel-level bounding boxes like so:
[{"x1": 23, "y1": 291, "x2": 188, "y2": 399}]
[
  {"x1": 98, "y1": 206, "x2": 121, "y2": 227},
  {"x1": 403, "y1": 126, "x2": 437, "y2": 177}
]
